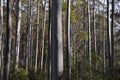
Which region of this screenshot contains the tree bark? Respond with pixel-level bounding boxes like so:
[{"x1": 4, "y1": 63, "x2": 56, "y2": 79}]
[
  {"x1": 51, "y1": 0, "x2": 63, "y2": 79},
  {"x1": 111, "y1": 0, "x2": 114, "y2": 68},
  {"x1": 48, "y1": 0, "x2": 52, "y2": 80},
  {"x1": 87, "y1": 0, "x2": 92, "y2": 80},
  {"x1": 0, "y1": 0, "x2": 3, "y2": 79},
  {"x1": 41, "y1": 3, "x2": 46, "y2": 70},
  {"x1": 14, "y1": 0, "x2": 21, "y2": 71},
  {"x1": 107, "y1": 0, "x2": 114, "y2": 69},
  {"x1": 26, "y1": 0, "x2": 32, "y2": 71},
  {"x1": 3, "y1": 0, "x2": 12, "y2": 80},
  {"x1": 93, "y1": 0, "x2": 96, "y2": 54},
  {"x1": 103, "y1": 1, "x2": 106, "y2": 80},
  {"x1": 35, "y1": 0, "x2": 40, "y2": 73},
  {"x1": 66, "y1": 0, "x2": 71, "y2": 80}
]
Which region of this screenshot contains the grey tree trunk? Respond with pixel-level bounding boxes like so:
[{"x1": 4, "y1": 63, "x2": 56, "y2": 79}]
[
  {"x1": 111, "y1": 0, "x2": 114, "y2": 68},
  {"x1": 0, "y1": 0, "x2": 3, "y2": 79},
  {"x1": 93, "y1": 0, "x2": 96, "y2": 53},
  {"x1": 66, "y1": 0, "x2": 71, "y2": 80},
  {"x1": 41, "y1": 3, "x2": 46, "y2": 70},
  {"x1": 51, "y1": 0, "x2": 63, "y2": 79},
  {"x1": 26, "y1": 0, "x2": 32, "y2": 71},
  {"x1": 30, "y1": 26, "x2": 33, "y2": 67},
  {"x1": 48, "y1": 0, "x2": 52, "y2": 80},
  {"x1": 14, "y1": 0, "x2": 21, "y2": 71},
  {"x1": 107, "y1": 0, "x2": 114, "y2": 79},
  {"x1": 3, "y1": 0, "x2": 12, "y2": 80},
  {"x1": 103, "y1": 1, "x2": 106, "y2": 80},
  {"x1": 107, "y1": 0, "x2": 114, "y2": 69},
  {"x1": 0, "y1": 34, "x2": 4, "y2": 80},
  {"x1": 87, "y1": 0, "x2": 92, "y2": 80},
  {"x1": 35, "y1": 0, "x2": 40, "y2": 73}
]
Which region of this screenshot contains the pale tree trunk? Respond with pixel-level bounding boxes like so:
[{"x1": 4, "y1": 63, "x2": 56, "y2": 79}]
[
  {"x1": 0, "y1": 0, "x2": 3, "y2": 79},
  {"x1": 93, "y1": 0, "x2": 97, "y2": 69},
  {"x1": 48, "y1": 0, "x2": 52, "y2": 79},
  {"x1": 107, "y1": 0, "x2": 114, "y2": 69},
  {"x1": 93, "y1": 0, "x2": 96, "y2": 53},
  {"x1": 110, "y1": 0, "x2": 115, "y2": 79},
  {"x1": 35, "y1": 0, "x2": 40, "y2": 73},
  {"x1": 4, "y1": 0, "x2": 12, "y2": 80},
  {"x1": 66, "y1": 0, "x2": 71, "y2": 80},
  {"x1": 87, "y1": 0, "x2": 92, "y2": 80},
  {"x1": 107, "y1": 0, "x2": 114, "y2": 79},
  {"x1": 14, "y1": 0, "x2": 21, "y2": 71},
  {"x1": 41, "y1": 3, "x2": 46, "y2": 70},
  {"x1": 51, "y1": 0, "x2": 63, "y2": 79}
]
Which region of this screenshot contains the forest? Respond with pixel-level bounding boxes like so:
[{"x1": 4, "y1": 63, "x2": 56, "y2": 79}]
[{"x1": 0, "y1": 0, "x2": 120, "y2": 80}]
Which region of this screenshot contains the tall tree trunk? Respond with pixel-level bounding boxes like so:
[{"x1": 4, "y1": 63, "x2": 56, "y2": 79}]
[
  {"x1": 111, "y1": 0, "x2": 114, "y2": 68},
  {"x1": 30, "y1": 26, "x2": 33, "y2": 67},
  {"x1": 26, "y1": 0, "x2": 32, "y2": 71},
  {"x1": 14, "y1": 0, "x2": 21, "y2": 71},
  {"x1": 93, "y1": 0, "x2": 96, "y2": 54},
  {"x1": 35, "y1": 0, "x2": 40, "y2": 73},
  {"x1": 0, "y1": 0, "x2": 3, "y2": 79},
  {"x1": 103, "y1": 0, "x2": 106, "y2": 80},
  {"x1": 0, "y1": 34, "x2": 4, "y2": 80},
  {"x1": 51, "y1": 0, "x2": 63, "y2": 79},
  {"x1": 66, "y1": 0, "x2": 71, "y2": 80},
  {"x1": 41, "y1": 4, "x2": 46, "y2": 70},
  {"x1": 107, "y1": 0, "x2": 114, "y2": 69},
  {"x1": 3, "y1": 0, "x2": 12, "y2": 80},
  {"x1": 93, "y1": 0, "x2": 97, "y2": 62},
  {"x1": 110, "y1": 0, "x2": 115, "y2": 79},
  {"x1": 48, "y1": 0, "x2": 52, "y2": 80},
  {"x1": 87, "y1": 0, "x2": 92, "y2": 80},
  {"x1": 93, "y1": 0, "x2": 97, "y2": 69},
  {"x1": 83, "y1": 6, "x2": 87, "y2": 80},
  {"x1": 107, "y1": 0, "x2": 114, "y2": 79}
]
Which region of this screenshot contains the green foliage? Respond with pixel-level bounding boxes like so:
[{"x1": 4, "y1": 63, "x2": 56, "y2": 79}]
[
  {"x1": 35, "y1": 69, "x2": 47, "y2": 80},
  {"x1": 106, "y1": 66, "x2": 120, "y2": 80},
  {"x1": 9, "y1": 60, "x2": 48, "y2": 80},
  {"x1": 62, "y1": 1, "x2": 67, "y2": 12},
  {"x1": 79, "y1": 31, "x2": 88, "y2": 40},
  {"x1": 28, "y1": 67, "x2": 36, "y2": 80},
  {"x1": 28, "y1": 67, "x2": 47, "y2": 80},
  {"x1": 70, "y1": 10, "x2": 78, "y2": 22},
  {"x1": 10, "y1": 67, "x2": 29, "y2": 80},
  {"x1": 70, "y1": 52, "x2": 103, "y2": 80}
]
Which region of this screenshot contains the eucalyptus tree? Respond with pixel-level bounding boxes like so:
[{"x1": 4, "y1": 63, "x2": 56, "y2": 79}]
[
  {"x1": 48, "y1": 0, "x2": 52, "y2": 79},
  {"x1": 111, "y1": 0, "x2": 115, "y2": 68},
  {"x1": 3, "y1": 0, "x2": 12, "y2": 80},
  {"x1": 14, "y1": 0, "x2": 21, "y2": 71},
  {"x1": 93, "y1": 0, "x2": 97, "y2": 57},
  {"x1": 41, "y1": 0, "x2": 46, "y2": 70},
  {"x1": 51, "y1": 0, "x2": 63, "y2": 79},
  {"x1": 107, "y1": 0, "x2": 114, "y2": 69},
  {"x1": 102, "y1": 0, "x2": 106, "y2": 79},
  {"x1": 0, "y1": 0, "x2": 3, "y2": 79},
  {"x1": 106, "y1": 0, "x2": 115, "y2": 79},
  {"x1": 87, "y1": 0, "x2": 92, "y2": 79},
  {"x1": 35, "y1": 0, "x2": 40, "y2": 73},
  {"x1": 26, "y1": 0, "x2": 32, "y2": 71},
  {"x1": 66, "y1": 0, "x2": 71, "y2": 80}
]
